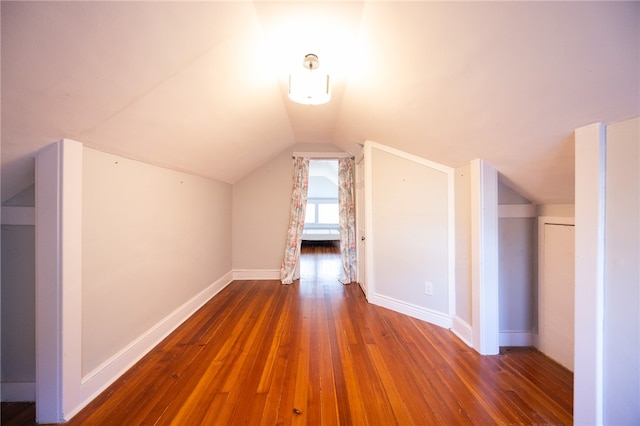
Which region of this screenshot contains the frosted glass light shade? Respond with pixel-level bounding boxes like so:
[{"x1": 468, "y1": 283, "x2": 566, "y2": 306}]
[{"x1": 288, "y1": 70, "x2": 331, "y2": 105}]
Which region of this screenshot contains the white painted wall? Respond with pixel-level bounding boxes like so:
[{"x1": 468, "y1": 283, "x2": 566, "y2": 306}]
[
  {"x1": 498, "y1": 181, "x2": 530, "y2": 205},
  {"x1": 470, "y1": 159, "x2": 499, "y2": 355},
  {"x1": 498, "y1": 219, "x2": 536, "y2": 338},
  {"x1": 574, "y1": 122, "x2": 606, "y2": 425},
  {"x1": 536, "y1": 204, "x2": 574, "y2": 217},
  {"x1": 231, "y1": 143, "x2": 344, "y2": 275},
  {"x1": 35, "y1": 141, "x2": 79, "y2": 422},
  {"x1": 82, "y1": 147, "x2": 233, "y2": 376},
  {"x1": 1, "y1": 186, "x2": 36, "y2": 402},
  {"x1": 497, "y1": 181, "x2": 536, "y2": 346},
  {"x1": 369, "y1": 144, "x2": 453, "y2": 327},
  {"x1": 575, "y1": 117, "x2": 640, "y2": 425},
  {"x1": 602, "y1": 116, "x2": 639, "y2": 425},
  {"x1": 33, "y1": 140, "x2": 235, "y2": 421},
  {"x1": 454, "y1": 164, "x2": 472, "y2": 327},
  {"x1": 1, "y1": 225, "x2": 35, "y2": 396}
]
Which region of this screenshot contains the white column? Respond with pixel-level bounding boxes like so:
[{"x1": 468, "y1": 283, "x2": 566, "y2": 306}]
[
  {"x1": 35, "y1": 139, "x2": 83, "y2": 423},
  {"x1": 470, "y1": 159, "x2": 499, "y2": 355},
  {"x1": 573, "y1": 123, "x2": 605, "y2": 426}
]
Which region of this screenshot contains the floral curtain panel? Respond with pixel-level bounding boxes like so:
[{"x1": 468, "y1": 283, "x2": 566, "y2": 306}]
[
  {"x1": 280, "y1": 157, "x2": 310, "y2": 284},
  {"x1": 338, "y1": 157, "x2": 357, "y2": 284}
]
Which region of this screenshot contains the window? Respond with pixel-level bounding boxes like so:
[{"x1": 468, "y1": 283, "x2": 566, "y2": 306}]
[
  {"x1": 305, "y1": 199, "x2": 339, "y2": 226},
  {"x1": 318, "y1": 203, "x2": 339, "y2": 224},
  {"x1": 305, "y1": 160, "x2": 339, "y2": 228}
]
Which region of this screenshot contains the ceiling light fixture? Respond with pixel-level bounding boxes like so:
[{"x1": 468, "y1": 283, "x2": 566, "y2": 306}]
[{"x1": 288, "y1": 54, "x2": 331, "y2": 105}]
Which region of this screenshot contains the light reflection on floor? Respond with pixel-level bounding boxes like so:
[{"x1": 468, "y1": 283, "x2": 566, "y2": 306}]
[{"x1": 298, "y1": 242, "x2": 345, "y2": 296}]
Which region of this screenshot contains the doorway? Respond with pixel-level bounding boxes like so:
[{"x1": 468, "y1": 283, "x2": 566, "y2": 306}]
[
  {"x1": 299, "y1": 160, "x2": 341, "y2": 284},
  {"x1": 302, "y1": 160, "x2": 340, "y2": 243}
]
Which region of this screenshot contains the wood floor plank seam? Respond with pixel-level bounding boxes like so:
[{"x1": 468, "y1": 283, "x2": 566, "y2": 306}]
[{"x1": 2, "y1": 245, "x2": 573, "y2": 426}]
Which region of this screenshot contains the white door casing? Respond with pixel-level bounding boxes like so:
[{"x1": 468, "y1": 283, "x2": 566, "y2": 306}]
[{"x1": 355, "y1": 152, "x2": 367, "y2": 296}]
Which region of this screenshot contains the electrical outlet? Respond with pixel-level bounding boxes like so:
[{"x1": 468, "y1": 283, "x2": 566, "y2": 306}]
[{"x1": 424, "y1": 281, "x2": 433, "y2": 296}]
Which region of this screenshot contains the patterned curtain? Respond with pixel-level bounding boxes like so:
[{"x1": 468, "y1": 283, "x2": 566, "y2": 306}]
[
  {"x1": 280, "y1": 157, "x2": 310, "y2": 284},
  {"x1": 338, "y1": 157, "x2": 357, "y2": 284}
]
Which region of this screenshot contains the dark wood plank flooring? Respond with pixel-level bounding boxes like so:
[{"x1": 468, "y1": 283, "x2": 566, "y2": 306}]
[{"x1": 2, "y1": 244, "x2": 573, "y2": 425}]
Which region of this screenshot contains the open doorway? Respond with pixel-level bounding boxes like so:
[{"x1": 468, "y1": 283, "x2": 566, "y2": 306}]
[
  {"x1": 302, "y1": 160, "x2": 340, "y2": 244},
  {"x1": 281, "y1": 155, "x2": 356, "y2": 286},
  {"x1": 300, "y1": 160, "x2": 342, "y2": 283}
]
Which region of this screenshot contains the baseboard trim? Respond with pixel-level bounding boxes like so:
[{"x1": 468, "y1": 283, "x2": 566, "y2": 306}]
[
  {"x1": 1, "y1": 382, "x2": 36, "y2": 402},
  {"x1": 372, "y1": 294, "x2": 452, "y2": 329},
  {"x1": 499, "y1": 330, "x2": 538, "y2": 347},
  {"x1": 233, "y1": 269, "x2": 280, "y2": 280},
  {"x1": 451, "y1": 315, "x2": 473, "y2": 348},
  {"x1": 73, "y1": 271, "x2": 234, "y2": 418}
]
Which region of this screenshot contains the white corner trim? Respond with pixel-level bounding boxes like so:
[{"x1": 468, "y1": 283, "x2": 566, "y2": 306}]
[
  {"x1": 366, "y1": 140, "x2": 454, "y2": 174},
  {"x1": 451, "y1": 316, "x2": 473, "y2": 347},
  {"x1": 448, "y1": 167, "x2": 456, "y2": 318},
  {"x1": 35, "y1": 140, "x2": 77, "y2": 424},
  {"x1": 573, "y1": 121, "x2": 606, "y2": 426},
  {"x1": 232, "y1": 269, "x2": 280, "y2": 280},
  {"x1": 1, "y1": 382, "x2": 36, "y2": 402},
  {"x1": 498, "y1": 204, "x2": 536, "y2": 218},
  {"x1": 1, "y1": 206, "x2": 35, "y2": 225},
  {"x1": 470, "y1": 159, "x2": 500, "y2": 355},
  {"x1": 372, "y1": 293, "x2": 453, "y2": 329},
  {"x1": 71, "y1": 271, "x2": 234, "y2": 419},
  {"x1": 499, "y1": 331, "x2": 538, "y2": 347},
  {"x1": 363, "y1": 141, "x2": 375, "y2": 302}
]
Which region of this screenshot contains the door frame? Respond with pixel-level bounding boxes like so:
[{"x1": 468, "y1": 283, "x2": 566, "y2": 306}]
[{"x1": 355, "y1": 151, "x2": 368, "y2": 298}]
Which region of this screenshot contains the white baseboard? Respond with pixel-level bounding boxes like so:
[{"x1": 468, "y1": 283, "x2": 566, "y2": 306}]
[
  {"x1": 451, "y1": 315, "x2": 473, "y2": 348},
  {"x1": 233, "y1": 269, "x2": 280, "y2": 280},
  {"x1": 72, "y1": 271, "x2": 234, "y2": 418},
  {"x1": 1, "y1": 382, "x2": 36, "y2": 402},
  {"x1": 499, "y1": 330, "x2": 538, "y2": 347},
  {"x1": 372, "y1": 294, "x2": 452, "y2": 329}
]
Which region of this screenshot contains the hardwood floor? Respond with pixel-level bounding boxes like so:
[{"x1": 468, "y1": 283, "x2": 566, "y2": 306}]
[{"x1": 2, "y1": 244, "x2": 573, "y2": 425}]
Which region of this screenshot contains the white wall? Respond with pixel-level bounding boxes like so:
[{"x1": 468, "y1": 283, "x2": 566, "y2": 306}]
[
  {"x1": 1, "y1": 226, "x2": 35, "y2": 393},
  {"x1": 1, "y1": 186, "x2": 36, "y2": 401},
  {"x1": 536, "y1": 204, "x2": 574, "y2": 217},
  {"x1": 82, "y1": 147, "x2": 233, "y2": 376},
  {"x1": 497, "y1": 181, "x2": 536, "y2": 346},
  {"x1": 470, "y1": 159, "x2": 500, "y2": 355},
  {"x1": 574, "y1": 122, "x2": 606, "y2": 425},
  {"x1": 454, "y1": 164, "x2": 471, "y2": 326},
  {"x1": 231, "y1": 143, "x2": 344, "y2": 275},
  {"x1": 498, "y1": 219, "x2": 535, "y2": 332},
  {"x1": 498, "y1": 181, "x2": 530, "y2": 205},
  {"x1": 574, "y1": 117, "x2": 640, "y2": 425},
  {"x1": 34, "y1": 140, "x2": 236, "y2": 421},
  {"x1": 602, "y1": 116, "x2": 639, "y2": 425},
  {"x1": 369, "y1": 144, "x2": 453, "y2": 327}
]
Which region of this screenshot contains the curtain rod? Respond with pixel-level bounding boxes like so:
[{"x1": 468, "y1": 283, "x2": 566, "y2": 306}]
[{"x1": 292, "y1": 151, "x2": 354, "y2": 159}]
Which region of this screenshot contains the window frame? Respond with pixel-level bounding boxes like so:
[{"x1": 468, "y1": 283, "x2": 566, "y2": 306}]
[{"x1": 304, "y1": 197, "x2": 340, "y2": 229}]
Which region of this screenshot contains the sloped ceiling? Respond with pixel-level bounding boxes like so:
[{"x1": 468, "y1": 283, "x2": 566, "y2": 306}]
[{"x1": 2, "y1": 1, "x2": 638, "y2": 204}]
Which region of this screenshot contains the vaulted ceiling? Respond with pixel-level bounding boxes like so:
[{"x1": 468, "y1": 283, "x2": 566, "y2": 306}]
[{"x1": 2, "y1": 1, "x2": 638, "y2": 204}]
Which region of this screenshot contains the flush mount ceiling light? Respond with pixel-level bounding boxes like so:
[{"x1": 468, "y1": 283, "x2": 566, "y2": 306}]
[{"x1": 288, "y1": 53, "x2": 331, "y2": 105}]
